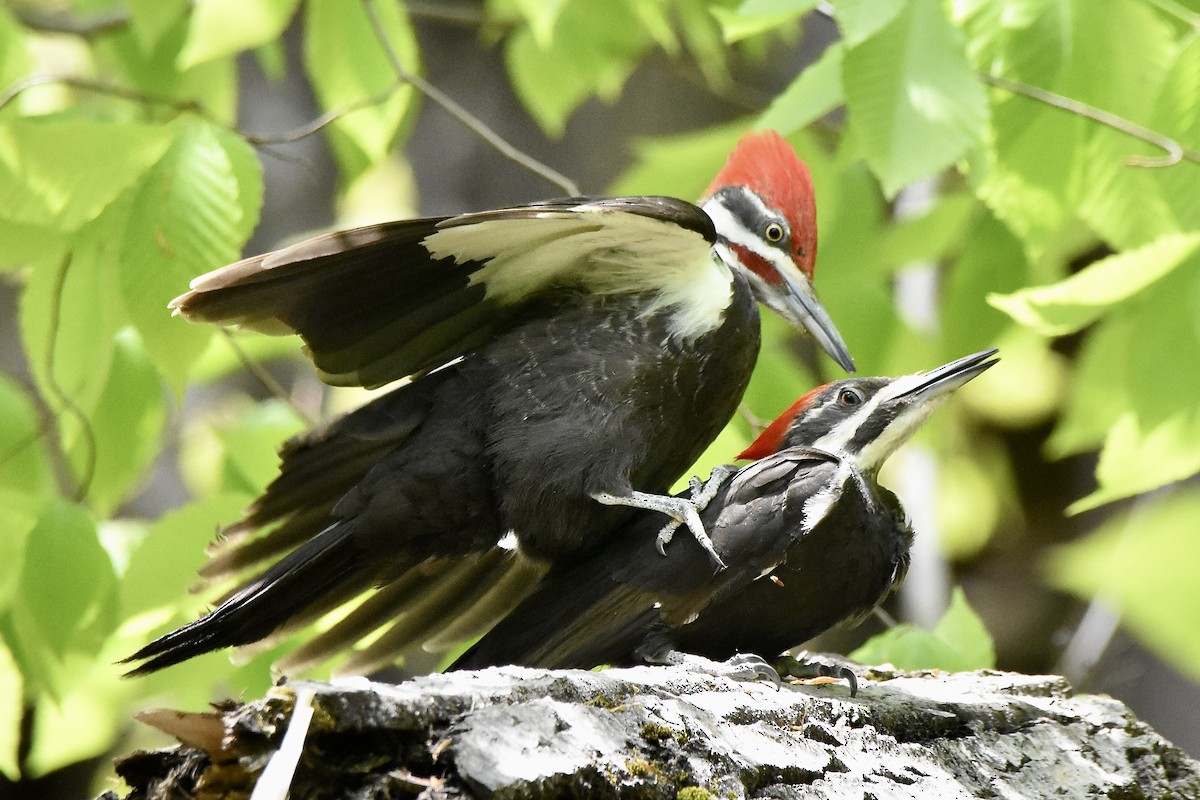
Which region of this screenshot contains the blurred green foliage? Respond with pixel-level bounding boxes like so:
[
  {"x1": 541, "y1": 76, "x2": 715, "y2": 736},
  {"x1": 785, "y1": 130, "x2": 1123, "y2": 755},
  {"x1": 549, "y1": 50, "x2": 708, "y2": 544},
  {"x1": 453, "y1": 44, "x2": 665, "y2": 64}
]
[{"x1": 0, "y1": 0, "x2": 1197, "y2": 789}]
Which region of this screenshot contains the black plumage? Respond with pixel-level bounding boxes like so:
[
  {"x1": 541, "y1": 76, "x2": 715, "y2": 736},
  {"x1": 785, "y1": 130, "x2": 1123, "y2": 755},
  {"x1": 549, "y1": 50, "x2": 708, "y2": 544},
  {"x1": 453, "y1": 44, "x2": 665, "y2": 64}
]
[
  {"x1": 124, "y1": 133, "x2": 854, "y2": 676},
  {"x1": 454, "y1": 351, "x2": 997, "y2": 672}
]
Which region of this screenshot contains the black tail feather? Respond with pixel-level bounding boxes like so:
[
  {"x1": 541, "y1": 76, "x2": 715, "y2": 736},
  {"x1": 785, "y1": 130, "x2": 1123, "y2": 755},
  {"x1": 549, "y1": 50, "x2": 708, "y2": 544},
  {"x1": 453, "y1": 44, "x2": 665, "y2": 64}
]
[{"x1": 122, "y1": 522, "x2": 370, "y2": 676}]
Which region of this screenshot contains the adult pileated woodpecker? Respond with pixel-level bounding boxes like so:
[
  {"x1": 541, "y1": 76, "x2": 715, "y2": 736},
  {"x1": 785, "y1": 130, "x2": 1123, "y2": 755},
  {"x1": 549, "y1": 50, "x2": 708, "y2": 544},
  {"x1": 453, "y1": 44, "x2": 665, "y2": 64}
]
[
  {"x1": 452, "y1": 350, "x2": 997, "y2": 672},
  {"x1": 123, "y1": 131, "x2": 853, "y2": 676}
]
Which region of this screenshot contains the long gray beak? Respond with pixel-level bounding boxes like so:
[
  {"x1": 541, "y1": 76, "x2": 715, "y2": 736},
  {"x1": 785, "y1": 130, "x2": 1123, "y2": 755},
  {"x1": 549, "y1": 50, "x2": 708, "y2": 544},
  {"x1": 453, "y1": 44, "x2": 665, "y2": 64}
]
[
  {"x1": 898, "y1": 349, "x2": 1000, "y2": 401},
  {"x1": 775, "y1": 269, "x2": 856, "y2": 373}
]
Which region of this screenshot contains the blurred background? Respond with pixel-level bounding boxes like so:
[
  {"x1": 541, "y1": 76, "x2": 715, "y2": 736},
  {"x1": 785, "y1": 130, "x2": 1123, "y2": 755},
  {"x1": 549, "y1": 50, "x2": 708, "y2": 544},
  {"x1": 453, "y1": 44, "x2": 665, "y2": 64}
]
[{"x1": 1, "y1": 1, "x2": 1198, "y2": 797}]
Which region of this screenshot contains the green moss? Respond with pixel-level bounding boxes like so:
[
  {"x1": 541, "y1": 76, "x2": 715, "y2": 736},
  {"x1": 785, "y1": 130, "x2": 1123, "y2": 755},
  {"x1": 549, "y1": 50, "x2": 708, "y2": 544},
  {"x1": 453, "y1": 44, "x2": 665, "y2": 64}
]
[
  {"x1": 625, "y1": 756, "x2": 657, "y2": 777},
  {"x1": 641, "y1": 722, "x2": 675, "y2": 743},
  {"x1": 675, "y1": 787, "x2": 716, "y2": 800}
]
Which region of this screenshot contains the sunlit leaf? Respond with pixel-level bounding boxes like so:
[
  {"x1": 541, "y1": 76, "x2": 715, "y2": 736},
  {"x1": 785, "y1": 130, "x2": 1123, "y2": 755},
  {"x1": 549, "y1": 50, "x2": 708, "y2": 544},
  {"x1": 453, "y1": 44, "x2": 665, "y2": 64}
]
[
  {"x1": 0, "y1": 642, "x2": 19, "y2": 780},
  {"x1": 505, "y1": 0, "x2": 650, "y2": 136},
  {"x1": 0, "y1": 6, "x2": 30, "y2": 91},
  {"x1": 511, "y1": 0, "x2": 569, "y2": 47},
  {"x1": 757, "y1": 43, "x2": 844, "y2": 135},
  {"x1": 304, "y1": 0, "x2": 420, "y2": 181},
  {"x1": 120, "y1": 493, "x2": 253, "y2": 620},
  {"x1": 842, "y1": 0, "x2": 988, "y2": 196},
  {"x1": 941, "y1": 212, "x2": 1029, "y2": 359},
  {"x1": 988, "y1": 232, "x2": 1200, "y2": 336},
  {"x1": 19, "y1": 209, "x2": 129, "y2": 438},
  {"x1": 218, "y1": 400, "x2": 307, "y2": 495},
  {"x1": 715, "y1": 0, "x2": 816, "y2": 43},
  {"x1": 10, "y1": 502, "x2": 117, "y2": 697},
  {"x1": 119, "y1": 122, "x2": 262, "y2": 395},
  {"x1": 1047, "y1": 489, "x2": 1200, "y2": 680},
  {"x1": 850, "y1": 587, "x2": 995, "y2": 671},
  {"x1": 127, "y1": 0, "x2": 189, "y2": 52},
  {"x1": 1067, "y1": 265, "x2": 1200, "y2": 511},
  {"x1": 829, "y1": 0, "x2": 905, "y2": 46},
  {"x1": 24, "y1": 654, "x2": 129, "y2": 778},
  {"x1": 79, "y1": 330, "x2": 168, "y2": 516},
  {"x1": 608, "y1": 122, "x2": 748, "y2": 199},
  {"x1": 178, "y1": 0, "x2": 300, "y2": 68},
  {"x1": 0, "y1": 119, "x2": 172, "y2": 232}
]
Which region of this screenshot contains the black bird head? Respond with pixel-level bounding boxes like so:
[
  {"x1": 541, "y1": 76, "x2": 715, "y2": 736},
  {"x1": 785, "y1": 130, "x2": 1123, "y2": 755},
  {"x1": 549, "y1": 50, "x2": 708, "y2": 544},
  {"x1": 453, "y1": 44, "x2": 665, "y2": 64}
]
[{"x1": 739, "y1": 349, "x2": 999, "y2": 475}]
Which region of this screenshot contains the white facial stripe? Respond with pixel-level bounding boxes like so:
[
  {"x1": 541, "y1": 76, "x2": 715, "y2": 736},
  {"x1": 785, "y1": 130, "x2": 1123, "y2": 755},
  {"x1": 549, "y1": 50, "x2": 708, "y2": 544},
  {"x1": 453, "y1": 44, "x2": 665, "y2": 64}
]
[
  {"x1": 808, "y1": 370, "x2": 942, "y2": 472},
  {"x1": 702, "y1": 192, "x2": 797, "y2": 280}
]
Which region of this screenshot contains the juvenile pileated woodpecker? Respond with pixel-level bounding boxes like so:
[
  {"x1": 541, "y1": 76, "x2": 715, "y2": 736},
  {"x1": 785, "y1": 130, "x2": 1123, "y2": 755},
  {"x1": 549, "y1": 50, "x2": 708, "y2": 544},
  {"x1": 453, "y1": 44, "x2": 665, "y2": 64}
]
[
  {"x1": 452, "y1": 350, "x2": 998, "y2": 672},
  {"x1": 123, "y1": 131, "x2": 853, "y2": 676}
]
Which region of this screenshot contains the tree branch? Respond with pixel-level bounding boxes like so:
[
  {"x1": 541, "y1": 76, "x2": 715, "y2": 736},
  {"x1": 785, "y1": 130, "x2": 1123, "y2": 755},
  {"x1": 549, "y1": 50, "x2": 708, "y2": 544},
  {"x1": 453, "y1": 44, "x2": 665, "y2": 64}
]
[
  {"x1": 362, "y1": 0, "x2": 581, "y2": 196},
  {"x1": 983, "y1": 73, "x2": 1200, "y2": 168}
]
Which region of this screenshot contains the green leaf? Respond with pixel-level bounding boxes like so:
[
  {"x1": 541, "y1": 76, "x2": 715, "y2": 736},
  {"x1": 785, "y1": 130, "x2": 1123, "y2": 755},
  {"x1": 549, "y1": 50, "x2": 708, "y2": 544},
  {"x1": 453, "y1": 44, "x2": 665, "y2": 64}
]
[
  {"x1": 179, "y1": 0, "x2": 300, "y2": 68},
  {"x1": 127, "y1": 0, "x2": 189, "y2": 52},
  {"x1": 99, "y1": 19, "x2": 240, "y2": 121},
  {"x1": 715, "y1": 0, "x2": 817, "y2": 43},
  {"x1": 20, "y1": 211, "x2": 128, "y2": 436},
  {"x1": 23, "y1": 655, "x2": 129, "y2": 778},
  {"x1": 950, "y1": 0, "x2": 1068, "y2": 83},
  {"x1": 850, "y1": 587, "x2": 996, "y2": 671},
  {"x1": 1150, "y1": 35, "x2": 1200, "y2": 232},
  {"x1": 304, "y1": 0, "x2": 420, "y2": 181},
  {"x1": 830, "y1": 0, "x2": 906, "y2": 46},
  {"x1": 880, "y1": 191, "x2": 978, "y2": 269},
  {"x1": 218, "y1": 400, "x2": 307, "y2": 495},
  {"x1": 78, "y1": 330, "x2": 168, "y2": 516},
  {"x1": 0, "y1": 373, "x2": 55, "y2": 513},
  {"x1": 0, "y1": 642, "x2": 19, "y2": 780},
  {"x1": 120, "y1": 493, "x2": 253, "y2": 621},
  {"x1": 988, "y1": 232, "x2": 1200, "y2": 336},
  {"x1": 0, "y1": 6, "x2": 31, "y2": 92},
  {"x1": 0, "y1": 119, "x2": 173, "y2": 232},
  {"x1": 511, "y1": 0, "x2": 570, "y2": 47},
  {"x1": 505, "y1": 0, "x2": 651, "y2": 136},
  {"x1": 1047, "y1": 489, "x2": 1200, "y2": 680},
  {"x1": 10, "y1": 502, "x2": 117, "y2": 696},
  {"x1": 941, "y1": 212, "x2": 1029, "y2": 359},
  {"x1": 608, "y1": 122, "x2": 748, "y2": 199},
  {"x1": 120, "y1": 122, "x2": 261, "y2": 395},
  {"x1": 842, "y1": 0, "x2": 988, "y2": 196},
  {"x1": 1066, "y1": 265, "x2": 1200, "y2": 511},
  {"x1": 1047, "y1": 313, "x2": 1131, "y2": 458},
  {"x1": 757, "y1": 43, "x2": 844, "y2": 135}
]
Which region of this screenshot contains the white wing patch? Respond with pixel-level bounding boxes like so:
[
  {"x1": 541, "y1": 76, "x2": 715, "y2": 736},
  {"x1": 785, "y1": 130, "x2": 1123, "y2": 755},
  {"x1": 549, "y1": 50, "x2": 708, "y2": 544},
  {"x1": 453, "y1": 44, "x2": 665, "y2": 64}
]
[{"x1": 422, "y1": 210, "x2": 733, "y2": 340}]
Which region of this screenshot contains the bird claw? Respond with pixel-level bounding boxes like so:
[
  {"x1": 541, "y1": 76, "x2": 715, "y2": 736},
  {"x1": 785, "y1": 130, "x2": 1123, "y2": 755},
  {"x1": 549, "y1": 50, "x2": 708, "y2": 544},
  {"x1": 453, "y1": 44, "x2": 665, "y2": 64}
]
[
  {"x1": 778, "y1": 653, "x2": 861, "y2": 697},
  {"x1": 593, "y1": 486, "x2": 728, "y2": 570},
  {"x1": 640, "y1": 650, "x2": 781, "y2": 687}
]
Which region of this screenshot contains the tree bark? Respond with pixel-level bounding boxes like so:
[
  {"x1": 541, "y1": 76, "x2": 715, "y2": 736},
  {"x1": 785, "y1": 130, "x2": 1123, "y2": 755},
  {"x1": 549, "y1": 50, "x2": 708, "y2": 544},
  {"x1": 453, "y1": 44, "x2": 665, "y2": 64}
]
[{"x1": 105, "y1": 657, "x2": 1200, "y2": 799}]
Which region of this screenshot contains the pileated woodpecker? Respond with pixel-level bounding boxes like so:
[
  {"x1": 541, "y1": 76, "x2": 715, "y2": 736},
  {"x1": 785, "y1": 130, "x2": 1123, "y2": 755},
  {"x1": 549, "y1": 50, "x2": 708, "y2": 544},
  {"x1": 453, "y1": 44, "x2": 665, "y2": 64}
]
[
  {"x1": 123, "y1": 131, "x2": 853, "y2": 676},
  {"x1": 452, "y1": 350, "x2": 997, "y2": 672}
]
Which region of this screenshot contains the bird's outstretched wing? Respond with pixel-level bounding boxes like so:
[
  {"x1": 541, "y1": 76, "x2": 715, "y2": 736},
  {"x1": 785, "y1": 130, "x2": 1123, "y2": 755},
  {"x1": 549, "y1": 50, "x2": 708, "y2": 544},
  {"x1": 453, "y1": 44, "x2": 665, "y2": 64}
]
[
  {"x1": 170, "y1": 197, "x2": 716, "y2": 388},
  {"x1": 452, "y1": 447, "x2": 840, "y2": 671}
]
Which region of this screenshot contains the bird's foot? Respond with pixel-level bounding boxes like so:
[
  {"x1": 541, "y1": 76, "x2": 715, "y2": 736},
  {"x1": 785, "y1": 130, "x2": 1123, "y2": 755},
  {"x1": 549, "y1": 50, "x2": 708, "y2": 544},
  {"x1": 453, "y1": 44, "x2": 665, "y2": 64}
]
[
  {"x1": 591, "y1": 488, "x2": 727, "y2": 570},
  {"x1": 776, "y1": 652, "x2": 860, "y2": 697},
  {"x1": 639, "y1": 649, "x2": 781, "y2": 687}
]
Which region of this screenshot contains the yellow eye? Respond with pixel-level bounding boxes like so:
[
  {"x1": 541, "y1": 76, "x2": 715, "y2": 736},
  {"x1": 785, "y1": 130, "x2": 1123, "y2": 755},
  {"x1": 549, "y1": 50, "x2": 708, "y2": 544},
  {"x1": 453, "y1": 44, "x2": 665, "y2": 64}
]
[{"x1": 764, "y1": 222, "x2": 785, "y2": 243}]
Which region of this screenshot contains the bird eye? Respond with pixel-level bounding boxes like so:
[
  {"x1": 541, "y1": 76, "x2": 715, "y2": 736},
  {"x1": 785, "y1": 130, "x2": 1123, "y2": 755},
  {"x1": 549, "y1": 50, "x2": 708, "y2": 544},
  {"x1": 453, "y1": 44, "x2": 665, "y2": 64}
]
[
  {"x1": 837, "y1": 388, "x2": 863, "y2": 406},
  {"x1": 764, "y1": 222, "x2": 785, "y2": 243}
]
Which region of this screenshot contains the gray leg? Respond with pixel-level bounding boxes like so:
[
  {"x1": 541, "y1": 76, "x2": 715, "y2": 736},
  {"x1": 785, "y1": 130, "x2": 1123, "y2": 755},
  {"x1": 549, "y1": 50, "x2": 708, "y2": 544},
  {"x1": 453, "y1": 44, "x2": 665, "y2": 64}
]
[{"x1": 591, "y1": 489, "x2": 726, "y2": 570}]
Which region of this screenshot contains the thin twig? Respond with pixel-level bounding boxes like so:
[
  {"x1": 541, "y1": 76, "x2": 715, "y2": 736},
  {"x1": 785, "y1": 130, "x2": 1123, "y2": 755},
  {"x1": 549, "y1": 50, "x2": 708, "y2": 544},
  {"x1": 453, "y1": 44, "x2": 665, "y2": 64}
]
[
  {"x1": 9, "y1": 6, "x2": 130, "y2": 38},
  {"x1": 219, "y1": 330, "x2": 318, "y2": 426},
  {"x1": 0, "y1": 74, "x2": 204, "y2": 116},
  {"x1": 983, "y1": 73, "x2": 1200, "y2": 167},
  {"x1": 42, "y1": 254, "x2": 97, "y2": 502},
  {"x1": 362, "y1": 0, "x2": 580, "y2": 196}
]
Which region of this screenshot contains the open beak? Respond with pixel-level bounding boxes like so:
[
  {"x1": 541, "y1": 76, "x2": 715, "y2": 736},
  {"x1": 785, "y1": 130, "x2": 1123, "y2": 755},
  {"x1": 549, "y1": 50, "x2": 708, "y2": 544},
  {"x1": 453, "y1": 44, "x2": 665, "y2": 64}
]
[
  {"x1": 770, "y1": 268, "x2": 856, "y2": 373},
  {"x1": 896, "y1": 349, "x2": 999, "y2": 403}
]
